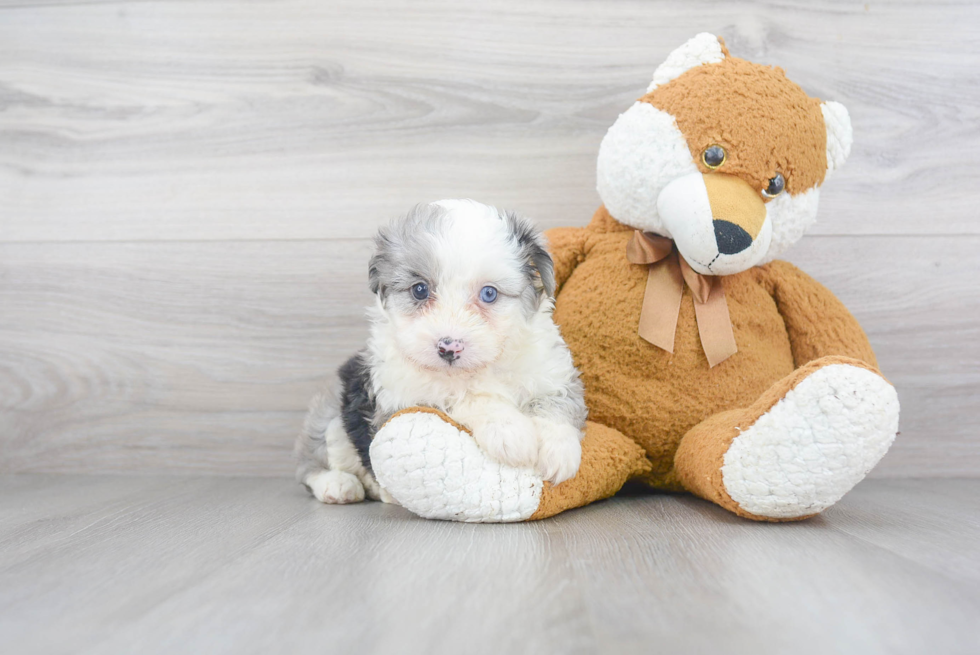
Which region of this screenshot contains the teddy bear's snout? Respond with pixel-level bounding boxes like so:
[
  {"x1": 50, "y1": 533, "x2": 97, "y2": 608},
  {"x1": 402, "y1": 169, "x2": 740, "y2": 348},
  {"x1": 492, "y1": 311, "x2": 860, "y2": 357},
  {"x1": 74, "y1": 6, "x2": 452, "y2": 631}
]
[
  {"x1": 657, "y1": 171, "x2": 772, "y2": 275},
  {"x1": 702, "y1": 173, "x2": 766, "y2": 243}
]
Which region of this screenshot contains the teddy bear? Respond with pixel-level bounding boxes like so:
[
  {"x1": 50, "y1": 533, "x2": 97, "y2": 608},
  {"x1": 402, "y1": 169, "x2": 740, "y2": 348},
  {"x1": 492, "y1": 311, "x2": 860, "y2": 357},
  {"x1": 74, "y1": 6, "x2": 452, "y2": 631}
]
[{"x1": 368, "y1": 33, "x2": 901, "y2": 522}]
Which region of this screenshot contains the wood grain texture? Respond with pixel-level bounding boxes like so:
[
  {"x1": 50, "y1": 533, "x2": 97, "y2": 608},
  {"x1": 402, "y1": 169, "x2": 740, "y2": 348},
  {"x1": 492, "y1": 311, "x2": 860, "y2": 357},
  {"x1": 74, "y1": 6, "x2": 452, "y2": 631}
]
[
  {"x1": 0, "y1": 1, "x2": 977, "y2": 477},
  {"x1": 1, "y1": 0, "x2": 978, "y2": 241},
  {"x1": 0, "y1": 475, "x2": 978, "y2": 655},
  {"x1": 1, "y1": 235, "x2": 977, "y2": 477},
  {"x1": 0, "y1": 239, "x2": 375, "y2": 475}
]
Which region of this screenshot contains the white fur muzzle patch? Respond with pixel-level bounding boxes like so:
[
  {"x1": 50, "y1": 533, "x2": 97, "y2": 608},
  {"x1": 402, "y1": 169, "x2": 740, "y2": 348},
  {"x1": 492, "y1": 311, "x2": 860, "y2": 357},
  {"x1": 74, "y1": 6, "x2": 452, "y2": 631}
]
[
  {"x1": 370, "y1": 412, "x2": 543, "y2": 522},
  {"x1": 721, "y1": 364, "x2": 900, "y2": 519},
  {"x1": 596, "y1": 102, "x2": 699, "y2": 235}
]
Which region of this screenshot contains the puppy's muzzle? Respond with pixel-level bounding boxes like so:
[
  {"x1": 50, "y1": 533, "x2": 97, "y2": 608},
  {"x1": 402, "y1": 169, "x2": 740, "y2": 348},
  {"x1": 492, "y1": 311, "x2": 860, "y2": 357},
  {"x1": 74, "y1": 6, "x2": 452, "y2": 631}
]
[{"x1": 437, "y1": 337, "x2": 464, "y2": 363}]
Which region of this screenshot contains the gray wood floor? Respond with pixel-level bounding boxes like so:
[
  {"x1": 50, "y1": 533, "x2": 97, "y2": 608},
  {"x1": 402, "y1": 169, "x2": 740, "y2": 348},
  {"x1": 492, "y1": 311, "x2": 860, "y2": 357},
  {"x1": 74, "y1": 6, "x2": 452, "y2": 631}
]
[{"x1": 1, "y1": 475, "x2": 978, "y2": 655}]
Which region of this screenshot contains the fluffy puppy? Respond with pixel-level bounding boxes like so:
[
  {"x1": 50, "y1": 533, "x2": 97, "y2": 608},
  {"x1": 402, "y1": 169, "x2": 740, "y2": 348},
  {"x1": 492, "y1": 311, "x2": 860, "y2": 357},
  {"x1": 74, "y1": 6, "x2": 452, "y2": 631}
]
[{"x1": 295, "y1": 199, "x2": 587, "y2": 504}]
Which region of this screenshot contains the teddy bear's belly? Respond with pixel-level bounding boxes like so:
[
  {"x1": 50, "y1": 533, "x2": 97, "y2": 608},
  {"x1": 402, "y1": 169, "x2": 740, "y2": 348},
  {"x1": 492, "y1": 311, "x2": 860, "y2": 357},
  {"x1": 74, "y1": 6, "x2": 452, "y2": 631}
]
[{"x1": 553, "y1": 246, "x2": 796, "y2": 488}]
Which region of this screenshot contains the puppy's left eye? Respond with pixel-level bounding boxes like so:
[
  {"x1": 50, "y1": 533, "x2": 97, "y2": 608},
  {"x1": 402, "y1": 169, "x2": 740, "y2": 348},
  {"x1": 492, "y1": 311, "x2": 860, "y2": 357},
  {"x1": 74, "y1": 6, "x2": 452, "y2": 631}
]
[
  {"x1": 762, "y1": 173, "x2": 785, "y2": 198},
  {"x1": 479, "y1": 286, "x2": 498, "y2": 303},
  {"x1": 411, "y1": 282, "x2": 429, "y2": 300}
]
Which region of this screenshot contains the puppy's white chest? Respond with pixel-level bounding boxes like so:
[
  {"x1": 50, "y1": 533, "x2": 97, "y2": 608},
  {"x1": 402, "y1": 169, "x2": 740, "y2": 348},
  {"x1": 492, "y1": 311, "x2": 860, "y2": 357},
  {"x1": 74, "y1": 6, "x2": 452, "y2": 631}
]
[{"x1": 374, "y1": 359, "x2": 528, "y2": 416}]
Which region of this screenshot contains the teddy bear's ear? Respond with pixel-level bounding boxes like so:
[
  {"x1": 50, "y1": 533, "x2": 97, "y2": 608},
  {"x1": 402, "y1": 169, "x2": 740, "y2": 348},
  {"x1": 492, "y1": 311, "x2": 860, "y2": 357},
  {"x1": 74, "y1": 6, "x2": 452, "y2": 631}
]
[
  {"x1": 821, "y1": 101, "x2": 853, "y2": 175},
  {"x1": 647, "y1": 33, "x2": 727, "y2": 93}
]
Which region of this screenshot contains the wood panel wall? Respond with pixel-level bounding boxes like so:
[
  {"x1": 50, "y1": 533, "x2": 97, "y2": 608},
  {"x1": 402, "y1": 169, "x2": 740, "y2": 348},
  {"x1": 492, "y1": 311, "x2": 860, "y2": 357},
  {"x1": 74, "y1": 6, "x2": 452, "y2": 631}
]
[{"x1": 1, "y1": 0, "x2": 977, "y2": 477}]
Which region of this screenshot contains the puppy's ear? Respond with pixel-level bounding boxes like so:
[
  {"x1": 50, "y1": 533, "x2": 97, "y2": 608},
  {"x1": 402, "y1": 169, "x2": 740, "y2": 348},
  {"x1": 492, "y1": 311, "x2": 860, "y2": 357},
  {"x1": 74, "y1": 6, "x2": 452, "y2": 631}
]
[
  {"x1": 505, "y1": 211, "x2": 555, "y2": 299},
  {"x1": 368, "y1": 229, "x2": 391, "y2": 300},
  {"x1": 368, "y1": 261, "x2": 384, "y2": 298}
]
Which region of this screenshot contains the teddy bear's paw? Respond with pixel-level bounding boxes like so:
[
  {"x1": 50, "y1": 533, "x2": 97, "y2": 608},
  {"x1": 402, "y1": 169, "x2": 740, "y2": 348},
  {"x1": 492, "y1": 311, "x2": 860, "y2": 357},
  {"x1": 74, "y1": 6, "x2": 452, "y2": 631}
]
[
  {"x1": 306, "y1": 469, "x2": 366, "y2": 505},
  {"x1": 534, "y1": 418, "x2": 583, "y2": 485},
  {"x1": 722, "y1": 364, "x2": 900, "y2": 519},
  {"x1": 369, "y1": 410, "x2": 543, "y2": 522}
]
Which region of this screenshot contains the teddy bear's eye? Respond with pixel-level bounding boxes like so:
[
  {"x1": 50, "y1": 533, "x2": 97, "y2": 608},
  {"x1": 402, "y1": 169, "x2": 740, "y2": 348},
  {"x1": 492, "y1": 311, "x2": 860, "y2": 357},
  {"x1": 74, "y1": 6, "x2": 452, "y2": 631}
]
[
  {"x1": 702, "y1": 145, "x2": 726, "y2": 169},
  {"x1": 762, "y1": 173, "x2": 785, "y2": 198}
]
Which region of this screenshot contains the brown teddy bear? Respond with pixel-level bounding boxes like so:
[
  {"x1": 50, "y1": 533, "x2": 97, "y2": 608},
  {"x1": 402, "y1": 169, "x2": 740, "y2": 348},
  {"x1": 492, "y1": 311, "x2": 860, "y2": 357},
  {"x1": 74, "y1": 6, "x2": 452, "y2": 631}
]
[{"x1": 369, "y1": 34, "x2": 900, "y2": 522}]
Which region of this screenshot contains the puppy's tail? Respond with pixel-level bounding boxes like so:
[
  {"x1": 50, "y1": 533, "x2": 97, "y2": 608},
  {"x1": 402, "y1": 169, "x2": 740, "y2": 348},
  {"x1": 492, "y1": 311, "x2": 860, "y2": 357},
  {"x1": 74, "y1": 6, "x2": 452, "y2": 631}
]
[{"x1": 294, "y1": 388, "x2": 340, "y2": 484}]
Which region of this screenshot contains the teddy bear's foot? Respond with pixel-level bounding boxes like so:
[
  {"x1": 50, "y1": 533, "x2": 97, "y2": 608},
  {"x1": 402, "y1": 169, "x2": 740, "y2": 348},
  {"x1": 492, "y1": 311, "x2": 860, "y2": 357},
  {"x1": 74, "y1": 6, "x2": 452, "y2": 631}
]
[
  {"x1": 722, "y1": 362, "x2": 899, "y2": 519},
  {"x1": 676, "y1": 356, "x2": 900, "y2": 521},
  {"x1": 369, "y1": 408, "x2": 544, "y2": 522},
  {"x1": 369, "y1": 408, "x2": 651, "y2": 522}
]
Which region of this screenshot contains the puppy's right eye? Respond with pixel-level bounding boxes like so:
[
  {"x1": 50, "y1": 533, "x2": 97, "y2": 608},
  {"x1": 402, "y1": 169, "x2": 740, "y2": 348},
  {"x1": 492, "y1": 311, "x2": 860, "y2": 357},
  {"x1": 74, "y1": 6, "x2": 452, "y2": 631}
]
[{"x1": 411, "y1": 282, "x2": 429, "y2": 300}]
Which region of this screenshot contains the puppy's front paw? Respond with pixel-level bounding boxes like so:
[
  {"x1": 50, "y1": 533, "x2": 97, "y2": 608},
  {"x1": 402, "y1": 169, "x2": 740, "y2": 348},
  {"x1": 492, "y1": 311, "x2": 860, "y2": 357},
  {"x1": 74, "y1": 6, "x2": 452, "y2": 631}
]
[
  {"x1": 535, "y1": 419, "x2": 583, "y2": 485},
  {"x1": 306, "y1": 470, "x2": 365, "y2": 504},
  {"x1": 472, "y1": 411, "x2": 538, "y2": 468}
]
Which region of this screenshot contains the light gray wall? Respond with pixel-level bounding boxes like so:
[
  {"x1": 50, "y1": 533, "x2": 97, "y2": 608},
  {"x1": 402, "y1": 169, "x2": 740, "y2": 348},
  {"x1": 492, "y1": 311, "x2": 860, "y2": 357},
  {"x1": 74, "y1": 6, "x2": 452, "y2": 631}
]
[{"x1": 1, "y1": 0, "x2": 977, "y2": 477}]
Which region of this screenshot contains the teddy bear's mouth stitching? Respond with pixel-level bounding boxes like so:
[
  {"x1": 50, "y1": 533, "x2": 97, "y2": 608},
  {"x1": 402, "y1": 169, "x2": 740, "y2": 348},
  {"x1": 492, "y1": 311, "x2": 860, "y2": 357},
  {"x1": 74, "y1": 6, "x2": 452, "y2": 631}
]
[{"x1": 691, "y1": 254, "x2": 720, "y2": 272}]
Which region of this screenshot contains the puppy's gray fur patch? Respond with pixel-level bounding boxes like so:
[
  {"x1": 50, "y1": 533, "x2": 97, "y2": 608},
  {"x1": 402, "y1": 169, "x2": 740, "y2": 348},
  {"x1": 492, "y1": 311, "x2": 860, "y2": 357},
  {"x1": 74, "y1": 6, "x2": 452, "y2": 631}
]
[
  {"x1": 369, "y1": 203, "x2": 448, "y2": 304},
  {"x1": 501, "y1": 209, "x2": 556, "y2": 314},
  {"x1": 294, "y1": 388, "x2": 339, "y2": 483}
]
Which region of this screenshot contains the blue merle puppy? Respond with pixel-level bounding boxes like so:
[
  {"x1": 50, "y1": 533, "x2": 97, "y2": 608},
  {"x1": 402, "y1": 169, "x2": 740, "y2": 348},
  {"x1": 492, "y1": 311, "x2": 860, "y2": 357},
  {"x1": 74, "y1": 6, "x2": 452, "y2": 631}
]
[{"x1": 295, "y1": 200, "x2": 587, "y2": 504}]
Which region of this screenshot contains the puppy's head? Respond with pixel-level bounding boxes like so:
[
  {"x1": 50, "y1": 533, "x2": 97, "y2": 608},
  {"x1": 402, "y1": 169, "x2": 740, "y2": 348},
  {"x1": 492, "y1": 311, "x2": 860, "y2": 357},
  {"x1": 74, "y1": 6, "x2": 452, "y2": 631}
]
[{"x1": 369, "y1": 199, "x2": 554, "y2": 372}]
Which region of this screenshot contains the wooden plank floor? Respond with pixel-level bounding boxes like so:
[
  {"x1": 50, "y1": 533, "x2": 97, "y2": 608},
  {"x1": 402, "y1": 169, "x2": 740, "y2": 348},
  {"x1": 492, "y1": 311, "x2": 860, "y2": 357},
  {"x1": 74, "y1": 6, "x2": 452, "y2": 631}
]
[{"x1": 1, "y1": 475, "x2": 978, "y2": 655}]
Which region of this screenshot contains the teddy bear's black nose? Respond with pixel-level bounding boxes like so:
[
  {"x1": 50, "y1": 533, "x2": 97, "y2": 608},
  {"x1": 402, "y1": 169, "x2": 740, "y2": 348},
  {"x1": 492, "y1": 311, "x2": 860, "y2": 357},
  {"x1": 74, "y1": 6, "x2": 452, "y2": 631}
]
[{"x1": 713, "y1": 220, "x2": 753, "y2": 255}]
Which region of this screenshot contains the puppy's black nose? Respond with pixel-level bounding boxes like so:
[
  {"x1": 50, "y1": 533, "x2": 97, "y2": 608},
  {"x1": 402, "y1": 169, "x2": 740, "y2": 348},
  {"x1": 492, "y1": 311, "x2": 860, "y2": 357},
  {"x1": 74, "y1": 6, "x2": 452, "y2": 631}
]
[
  {"x1": 713, "y1": 219, "x2": 753, "y2": 255},
  {"x1": 437, "y1": 338, "x2": 463, "y2": 363}
]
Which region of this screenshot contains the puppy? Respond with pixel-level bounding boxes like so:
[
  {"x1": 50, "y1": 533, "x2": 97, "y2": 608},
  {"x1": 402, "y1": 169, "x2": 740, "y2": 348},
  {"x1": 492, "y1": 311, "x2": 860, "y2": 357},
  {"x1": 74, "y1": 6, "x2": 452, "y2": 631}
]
[{"x1": 295, "y1": 199, "x2": 587, "y2": 504}]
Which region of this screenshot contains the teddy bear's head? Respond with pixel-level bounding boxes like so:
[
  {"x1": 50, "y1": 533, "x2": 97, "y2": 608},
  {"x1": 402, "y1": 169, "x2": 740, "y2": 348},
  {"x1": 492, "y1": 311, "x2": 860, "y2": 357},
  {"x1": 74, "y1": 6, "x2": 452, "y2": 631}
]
[{"x1": 597, "y1": 33, "x2": 852, "y2": 275}]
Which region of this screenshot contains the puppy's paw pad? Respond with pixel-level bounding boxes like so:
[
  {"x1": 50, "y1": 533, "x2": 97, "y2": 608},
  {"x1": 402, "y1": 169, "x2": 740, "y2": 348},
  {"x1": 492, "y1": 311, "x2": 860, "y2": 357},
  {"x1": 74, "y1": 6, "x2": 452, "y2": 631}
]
[
  {"x1": 474, "y1": 414, "x2": 538, "y2": 468},
  {"x1": 535, "y1": 421, "x2": 583, "y2": 485},
  {"x1": 307, "y1": 470, "x2": 365, "y2": 504}
]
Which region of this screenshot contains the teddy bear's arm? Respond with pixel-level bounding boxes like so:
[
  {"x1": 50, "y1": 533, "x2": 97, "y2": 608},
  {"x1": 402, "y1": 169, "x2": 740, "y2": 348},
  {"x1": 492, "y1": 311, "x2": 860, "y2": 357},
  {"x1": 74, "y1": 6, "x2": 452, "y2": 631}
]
[
  {"x1": 766, "y1": 260, "x2": 878, "y2": 369},
  {"x1": 543, "y1": 227, "x2": 590, "y2": 294}
]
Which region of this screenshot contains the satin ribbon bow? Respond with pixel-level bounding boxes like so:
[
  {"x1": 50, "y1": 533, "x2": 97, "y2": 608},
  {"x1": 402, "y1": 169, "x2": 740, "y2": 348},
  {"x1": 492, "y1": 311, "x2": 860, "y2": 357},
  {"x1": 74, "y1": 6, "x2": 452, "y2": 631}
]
[{"x1": 626, "y1": 230, "x2": 738, "y2": 368}]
